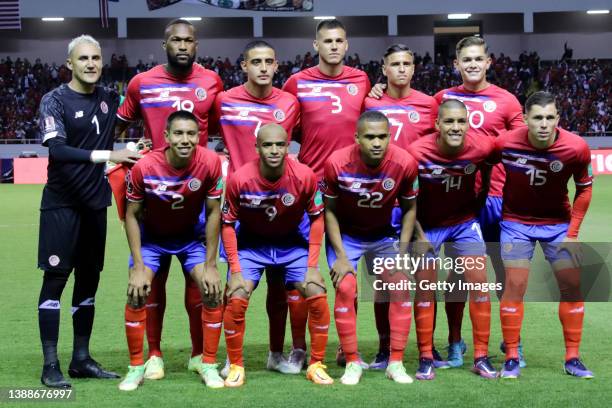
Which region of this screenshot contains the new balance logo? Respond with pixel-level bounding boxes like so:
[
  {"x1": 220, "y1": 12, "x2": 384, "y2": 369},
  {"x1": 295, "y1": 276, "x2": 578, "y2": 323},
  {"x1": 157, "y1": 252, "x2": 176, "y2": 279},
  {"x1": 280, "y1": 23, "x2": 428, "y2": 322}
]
[
  {"x1": 39, "y1": 300, "x2": 60, "y2": 310},
  {"x1": 74, "y1": 111, "x2": 83, "y2": 118},
  {"x1": 288, "y1": 295, "x2": 300, "y2": 301},
  {"x1": 475, "y1": 296, "x2": 489, "y2": 303},
  {"x1": 517, "y1": 158, "x2": 528, "y2": 165},
  {"x1": 351, "y1": 182, "x2": 361, "y2": 189},
  {"x1": 401, "y1": 302, "x2": 412, "y2": 308},
  {"x1": 569, "y1": 307, "x2": 584, "y2": 313},
  {"x1": 416, "y1": 302, "x2": 430, "y2": 308},
  {"x1": 335, "y1": 307, "x2": 348, "y2": 313},
  {"x1": 206, "y1": 323, "x2": 222, "y2": 329},
  {"x1": 224, "y1": 329, "x2": 236, "y2": 335},
  {"x1": 432, "y1": 168, "x2": 444, "y2": 175},
  {"x1": 146, "y1": 303, "x2": 159, "y2": 308},
  {"x1": 501, "y1": 307, "x2": 517, "y2": 313},
  {"x1": 314, "y1": 325, "x2": 329, "y2": 330},
  {"x1": 125, "y1": 322, "x2": 141, "y2": 327}
]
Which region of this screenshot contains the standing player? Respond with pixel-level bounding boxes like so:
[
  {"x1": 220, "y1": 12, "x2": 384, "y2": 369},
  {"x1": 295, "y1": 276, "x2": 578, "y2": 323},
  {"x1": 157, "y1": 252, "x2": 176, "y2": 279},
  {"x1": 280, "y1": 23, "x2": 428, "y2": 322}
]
[
  {"x1": 116, "y1": 19, "x2": 224, "y2": 378},
  {"x1": 323, "y1": 111, "x2": 419, "y2": 385},
  {"x1": 433, "y1": 36, "x2": 524, "y2": 367},
  {"x1": 407, "y1": 100, "x2": 497, "y2": 380},
  {"x1": 363, "y1": 43, "x2": 438, "y2": 369},
  {"x1": 221, "y1": 124, "x2": 333, "y2": 387},
  {"x1": 37, "y1": 35, "x2": 140, "y2": 388},
  {"x1": 119, "y1": 111, "x2": 225, "y2": 391},
  {"x1": 492, "y1": 92, "x2": 593, "y2": 379},
  {"x1": 215, "y1": 40, "x2": 302, "y2": 374},
  {"x1": 283, "y1": 18, "x2": 371, "y2": 369}
]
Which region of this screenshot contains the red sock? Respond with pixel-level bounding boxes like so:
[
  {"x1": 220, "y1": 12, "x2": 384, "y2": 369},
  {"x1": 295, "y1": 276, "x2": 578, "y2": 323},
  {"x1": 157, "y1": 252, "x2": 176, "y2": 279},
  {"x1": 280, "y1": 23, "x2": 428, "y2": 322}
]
[
  {"x1": 469, "y1": 296, "x2": 491, "y2": 359},
  {"x1": 287, "y1": 289, "x2": 308, "y2": 351},
  {"x1": 125, "y1": 305, "x2": 146, "y2": 366},
  {"x1": 500, "y1": 267, "x2": 529, "y2": 360},
  {"x1": 266, "y1": 278, "x2": 288, "y2": 353},
  {"x1": 146, "y1": 270, "x2": 168, "y2": 358},
  {"x1": 389, "y1": 300, "x2": 412, "y2": 362},
  {"x1": 185, "y1": 276, "x2": 203, "y2": 357},
  {"x1": 465, "y1": 257, "x2": 491, "y2": 359},
  {"x1": 415, "y1": 268, "x2": 436, "y2": 359},
  {"x1": 374, "y1": 302, "x2": 391, "y2": 353},
  {"x1": 334, "y1": 273, "x2": 358, "y2": 363},
  {"x1": 202, "y1": 305, "x2": 224, "y2": 364},
  {"x1": 224, "y1": 297, "x2": 249, "y2": 367},
  {"x1": 559, "y1": 301, "x2": 584, "y2": 360},
  {"x1": 500, "y1": 301, "x2": 523, "y2": 360},
  {"x1": 445, "y1": 301, "x2": 465, "y2": 344},
  {"x1": 306, "y1": 294, "x2": 330, "y2": 364}
]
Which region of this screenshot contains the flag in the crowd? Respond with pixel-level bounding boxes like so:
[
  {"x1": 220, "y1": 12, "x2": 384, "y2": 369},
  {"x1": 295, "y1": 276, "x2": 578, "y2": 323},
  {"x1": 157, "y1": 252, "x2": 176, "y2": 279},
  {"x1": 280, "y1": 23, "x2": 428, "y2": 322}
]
[
  {"x1": 0, "y1": 0, "x2": 20, "y2": 30},
  {"x1": 99, "y1": 0, "x2": 119, "y2": 28},
  {"x1": 146, "y1": 0, "x2": 182, "y2": 11}
]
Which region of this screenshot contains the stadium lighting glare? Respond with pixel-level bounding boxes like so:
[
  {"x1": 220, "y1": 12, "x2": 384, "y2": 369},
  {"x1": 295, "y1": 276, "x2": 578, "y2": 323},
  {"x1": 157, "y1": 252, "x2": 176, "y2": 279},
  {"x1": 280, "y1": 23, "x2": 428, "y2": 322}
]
[
  {"x1": 180, "y1": 17, "x2": 202, "y2": 21},
  {"x1": 448, "y1": 13, "x2": 472, "y2": 20},
  {"x1": 313, "y1": 16, "x2": 336, "y2": 20},
  {"x1": 41, "y1": 17, "x2": 64, "y2": 22},
  {"x1": 586, "y1": 10, "x2": 609, "y2": 14}
]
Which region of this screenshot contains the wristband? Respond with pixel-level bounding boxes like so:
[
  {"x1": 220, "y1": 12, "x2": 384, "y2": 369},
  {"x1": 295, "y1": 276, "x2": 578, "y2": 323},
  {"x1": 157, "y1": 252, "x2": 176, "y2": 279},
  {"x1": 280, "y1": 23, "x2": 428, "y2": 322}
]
[{"x1": 90, "y1": 150, "x2": 111, "y2": 163}]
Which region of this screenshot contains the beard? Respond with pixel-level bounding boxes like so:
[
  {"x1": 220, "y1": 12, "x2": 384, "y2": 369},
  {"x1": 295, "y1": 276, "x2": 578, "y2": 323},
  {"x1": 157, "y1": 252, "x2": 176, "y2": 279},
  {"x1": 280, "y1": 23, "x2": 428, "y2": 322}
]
[{"x1": 167, "y1": 50, "x2": 196, "y2": 72}]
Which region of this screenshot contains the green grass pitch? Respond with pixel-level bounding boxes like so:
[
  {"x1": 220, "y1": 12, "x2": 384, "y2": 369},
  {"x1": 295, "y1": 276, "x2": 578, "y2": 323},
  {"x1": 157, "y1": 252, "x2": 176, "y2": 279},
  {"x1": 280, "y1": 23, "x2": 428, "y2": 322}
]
[{"x1": 1, "y1": 178, "x2": 611, "y2": 407}]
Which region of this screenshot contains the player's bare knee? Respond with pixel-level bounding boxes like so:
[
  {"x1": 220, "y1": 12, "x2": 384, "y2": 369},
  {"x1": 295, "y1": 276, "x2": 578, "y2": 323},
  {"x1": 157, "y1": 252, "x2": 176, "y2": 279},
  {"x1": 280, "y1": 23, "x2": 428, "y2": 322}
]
[{"x1": 303, "y1": 281, "x2": 326, "y2": 298}]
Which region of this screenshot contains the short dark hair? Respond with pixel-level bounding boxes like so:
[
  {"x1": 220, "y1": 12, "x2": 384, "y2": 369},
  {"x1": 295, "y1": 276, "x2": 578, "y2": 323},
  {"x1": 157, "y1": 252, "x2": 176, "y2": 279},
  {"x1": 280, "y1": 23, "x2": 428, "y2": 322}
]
[
  {"x1": 164, "y1": 19, "x2": 195, "y2": 39},
  {"x1": 455, "y1": 36, "x2": 487, "y2": 56},
  {"x1": 243, "y1": 40, "x2": 275, "y2": 59},
  {"x1": 316, "y1": 18, "x2": 345, "y2": 36},
  {"x1": 525, "y1": 91, "x2": 559, "y2": 113},
  {"x1": 166, "y1": 110, "x2": 199, "y2": 131},
  {"x1": 383, "y1": 43, "x2": 414, "y2": 60},
  {"x1": 357, "y1": 110, "x2": 389, "y2": 130},
  {"x1": 438, "y1": 99, "x2": 468, "y2": 115}
]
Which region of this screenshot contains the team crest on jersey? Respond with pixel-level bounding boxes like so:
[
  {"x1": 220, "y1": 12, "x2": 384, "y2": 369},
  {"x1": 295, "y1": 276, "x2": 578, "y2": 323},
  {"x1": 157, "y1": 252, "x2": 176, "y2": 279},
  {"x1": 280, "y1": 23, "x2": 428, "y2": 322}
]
[
  {"x1": 48, "y1": 255, "x2": 60, "y2": 267},
  {"x1": 100, "y1": 101, "x2": 109, "y2": 114},
  {"x1": 347, "y1": 83, "x2": 359, "y2": 96},
  {"x1": 464, "y1": 163, "x2": 477, "y2": 175},
  {"x1": 273, "y1": 109, "x2": 286, "y2": 122},
  {"x1": 503, "y1": 243, "x2": 513, "y2": 253},
  {"x1": 483, "y1": 100, "x2": 497, "y2": 113},
  {"x1": 195, "y1": 87, "x2": 207, "y2": 101},
  {"x1": 222, "y1": 200, "x2": 229, "y2": 214},
  {"x1": 408, "y1": 111, "x2": 420, "y2": 123},
  {"x1": 44, "y1": 116, "x2": 56, "y2": 132},
  {"x1": 188, "y1": 178, "x2": 202, "y2": 192},
  {"x1": 382, "y1": 178, "x2": 395, "y2": 191},
  {"x1": 282, "y1": 193, "x2": 295, "y2": 206},
  {"x1": 351, "y1": 182, "x2": 362, "y2": 189},
  {"x1": 431, "y1": 167, "x2": 444, "y2": 176},
  {"x1": 550, "y1": 160, "x2": 564, "y2": 173}
]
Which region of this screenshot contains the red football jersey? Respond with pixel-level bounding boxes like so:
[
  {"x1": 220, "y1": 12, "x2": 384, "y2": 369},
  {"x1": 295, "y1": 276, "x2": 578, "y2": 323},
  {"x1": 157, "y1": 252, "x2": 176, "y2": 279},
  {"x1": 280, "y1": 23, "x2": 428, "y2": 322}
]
[
  {"x1": 222, "y1": 158, "x2": 323, "y2": 238},
  {"x1": 408, "y1": 133, "x2": 496, "y2": 229},
  {"x1": 118, "y1": 64, "x2": 223, "y2": 148},
  {"x1": 492, "y1": 127, "x2": 593, "y2": 225},
  {"x1": 364, "y1": 90, "x2": 438, "y2": 150},
  {"x1": 434, "y1": 84, "x2": 524, "y2": 196},
  {"x1": 322, "y1": 144, "x2": 418, "y2": 237},
  {"x1": 215, "y1": 85, "x2": 300, "y2": 174},
  {"x1": 283, "y1": 66, "x2": 371, "y2": 177},
  {"x1": 127, "y1": 145, "x2": 223, "y2": 240}
]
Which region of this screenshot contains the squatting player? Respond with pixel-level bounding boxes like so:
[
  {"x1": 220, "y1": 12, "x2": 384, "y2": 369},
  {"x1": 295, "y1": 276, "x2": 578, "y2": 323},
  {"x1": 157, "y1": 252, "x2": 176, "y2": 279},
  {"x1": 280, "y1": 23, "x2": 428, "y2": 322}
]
[
  {"x1": 221, "y1": 124, "x2": 333, "y2": 387},
  {"x1": 283, "y1": 18, "x2": 371, "y2": 368},
  {"x1": 433, "y1": 36, "x2": 524, "y2": 367},
  {"x1": 37, "y1": 35, "x2": 139, "y2": 388},
  {"x1": 119, "y1": 111, "x2": 225, "y2": 391},
  {"x1": 407, "y1": 99, "x2": 497, "y2": 380},
  {"x1": 322, "y1": 111, "x2": 419, "y2": 385},
  {"x1": 363, "y1": 43, "x2": 438, "y2": 369},
  {"x1": 492, "y1": 91, "x2": 594, "y2": 379},
  {"x1": 116, "y1": 19, "x2": 224, "y2": 378},
  {"x1": 215, "y1": 40, "x2": 302, "y2": 374}
]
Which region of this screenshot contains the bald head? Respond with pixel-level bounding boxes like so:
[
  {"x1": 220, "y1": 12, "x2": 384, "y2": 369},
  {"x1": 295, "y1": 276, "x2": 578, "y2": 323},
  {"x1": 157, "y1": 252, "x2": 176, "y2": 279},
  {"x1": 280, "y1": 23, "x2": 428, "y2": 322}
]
[
  {"x1": 256, "y1": 123, "x2": 288, "y2": 146},
  {"x1": 439, "y1": 99, "x2": 467, "y2": 116},
  {"x1": 257, "y1": 123, "x2": 288, "y2": 170}
]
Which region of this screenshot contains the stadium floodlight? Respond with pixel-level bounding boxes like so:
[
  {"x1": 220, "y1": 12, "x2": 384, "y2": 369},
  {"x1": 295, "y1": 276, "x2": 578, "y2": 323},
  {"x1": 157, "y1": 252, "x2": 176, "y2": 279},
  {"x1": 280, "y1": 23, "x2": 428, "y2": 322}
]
[
  {"x1": 448, "y1": 13, "x2": 472, "y2": 20},
  {"x1": 41, "y1": 17, "x2": 64, "y2": 22},
  {"x1": 313, "y1": 16, "x2": 336, "y2": 20},
  {"x1": 180, "y1": 17, "x2": 202, "y2": 21},
  {"x1": 586, "y1": 10, "x2": 609, "y2": 14}
]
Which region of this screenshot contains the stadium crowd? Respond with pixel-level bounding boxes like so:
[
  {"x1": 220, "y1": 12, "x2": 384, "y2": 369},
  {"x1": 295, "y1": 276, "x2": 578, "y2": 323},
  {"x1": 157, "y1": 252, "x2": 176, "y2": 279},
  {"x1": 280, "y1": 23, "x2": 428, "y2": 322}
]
[{"x1": 0, "y1": 51, "x2": 610, "y2": 142}]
